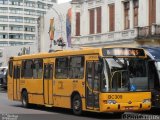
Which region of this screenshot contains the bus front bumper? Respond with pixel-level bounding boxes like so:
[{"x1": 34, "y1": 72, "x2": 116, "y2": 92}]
[{"x1": 100, "y1": 102, "x2": 151, "y2": 112}]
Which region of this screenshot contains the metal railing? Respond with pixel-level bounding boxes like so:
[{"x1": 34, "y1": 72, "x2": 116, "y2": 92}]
[{"x1": 137, "y1": 24, "x2": 160, "y2": 38}]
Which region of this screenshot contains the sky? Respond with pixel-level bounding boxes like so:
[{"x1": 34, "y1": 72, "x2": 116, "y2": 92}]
[{"x1": 58, "y1": 0, "x2": 71, "y2": 4}]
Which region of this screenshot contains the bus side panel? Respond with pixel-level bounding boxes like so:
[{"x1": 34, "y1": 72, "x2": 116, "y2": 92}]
[
  {"x1": 53, "y1": 96, "x2": 71, "y2": 108},
  {"x1": 20, "y1": 79, "x2": 44, "y2": 104},
  {"x1": 53, "y1": 79, "x2": 72, "y2": 108},
  {"x1": 8, "y1": 75, "x2": 13, "y2": 100},
  {"x1": 28, "y1": 94, "x2": 44, "y2": 105}
]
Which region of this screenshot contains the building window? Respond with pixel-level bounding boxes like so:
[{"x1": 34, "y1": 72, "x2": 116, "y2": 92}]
[
  {"x1": 89, "y1": 9, "x2": 95, "y2": 34},
  {"x1": 22, "y1": 60, "x2": 33, "y2": 78},
  {"x1": 133, "y1": 0, "x2": 139, "y2": 27},
  {"x1": 25, "y1": 27, "x2": 27, "y2": 31},
  {"x1": 33, "y1": 59, "x2": 43, "y2": 79},
  {"x1": 3, "y1": 35, "x2": 5, "y2": 39},
  {"x1": 124, "y1": 2, "x2": 130, "y2": 29},
  {"x1": 76, "y1": 12, "x2": 80, "y2": 36},
  {"x1": 9, "y1": 35, "x2": 14, "y2": 39},
  {"x1": 96, "y1": 7, "x2": 101, "y2": 33},
  {"x1": 69, "y1": 56, "x2": 84, "y2": 79},
  {"x1": 55, "y1": 57, "x2": 68, "y2": 79},
  {"x1": 109, "y1": 4, "x2": 115, "y2": 32},
  {"x1": 149, "y1": 0, "x2": 156, "y2": 26}
]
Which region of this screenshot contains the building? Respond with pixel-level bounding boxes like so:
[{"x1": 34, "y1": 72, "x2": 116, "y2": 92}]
[
  {"x1": 0, "y1": 0, "x2": 57, "y2": 47},
  {"x1": 0, "y1": 0, "x2": 57, "y2": 67},
  {"x1": 39, "y1": 2, "x2": 71, "y2": 52},
  {"x1": 71, "y1": 0, "x2": 160, "y2": 48},
  {"x1": 0, "y1": 45, "x2": 37, "y2": 66}
]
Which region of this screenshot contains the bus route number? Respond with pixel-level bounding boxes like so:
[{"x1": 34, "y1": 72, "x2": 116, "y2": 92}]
[{"x1": 108, "y1": 95, "x2": 123, "y2": 99}]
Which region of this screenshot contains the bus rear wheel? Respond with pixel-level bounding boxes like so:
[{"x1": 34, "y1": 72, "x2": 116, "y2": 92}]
[
  {"x1": 72, "y1": 95, "x2": 82, "y2": 115},
  {"x1": 21, "y1": 91, "x2": 29, "y2": 108}
]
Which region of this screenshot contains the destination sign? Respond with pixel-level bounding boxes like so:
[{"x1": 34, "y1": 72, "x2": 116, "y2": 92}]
[{"x1": 102, "y1": 48, "x2": 145, "y2": 57}]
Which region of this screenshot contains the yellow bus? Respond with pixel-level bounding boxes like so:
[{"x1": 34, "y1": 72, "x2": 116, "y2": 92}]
[{"x1": 8, "y1": 47, "x2": 151, "y2": 115}]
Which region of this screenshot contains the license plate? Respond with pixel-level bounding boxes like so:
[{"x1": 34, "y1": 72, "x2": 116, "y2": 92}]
[{"x1": 125, "y1": 106, "x2": 133, "y2": 110}]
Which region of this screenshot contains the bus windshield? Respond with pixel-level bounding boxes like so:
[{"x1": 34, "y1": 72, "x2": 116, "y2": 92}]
[{"x1": 102, "y1": 57, "x2": 149, "y2": 92}]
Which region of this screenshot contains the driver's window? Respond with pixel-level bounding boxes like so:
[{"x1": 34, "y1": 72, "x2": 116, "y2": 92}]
[{"x1": 112, "y1": 72, "x2": 121, "y2": 91}]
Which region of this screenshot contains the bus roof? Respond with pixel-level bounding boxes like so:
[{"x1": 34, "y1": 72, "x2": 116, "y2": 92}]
[
  {"x1": 11, "y1": 48, "x2": 101, "y2": 61},
  {"x1": 10, "y1": 47, "x2": 145, "y2": 61}
]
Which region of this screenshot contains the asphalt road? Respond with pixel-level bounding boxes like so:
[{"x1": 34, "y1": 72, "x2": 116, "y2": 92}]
[{"x1": 0, "y1": 88, "x2": 160, "y2": 120}]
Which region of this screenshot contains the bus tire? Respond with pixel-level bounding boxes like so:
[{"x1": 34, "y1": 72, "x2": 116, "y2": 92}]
[
  {"x1": 21, "y1": 91, "x2": 29, "y2": 108},
  {"x1": 72, "y1": 94, "x2": 82, "y2": 115}
]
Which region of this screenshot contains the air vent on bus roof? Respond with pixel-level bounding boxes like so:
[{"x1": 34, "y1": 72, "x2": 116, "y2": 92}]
[{"x1": 48, "y1": 49, "x2": 63, "y2": 53}]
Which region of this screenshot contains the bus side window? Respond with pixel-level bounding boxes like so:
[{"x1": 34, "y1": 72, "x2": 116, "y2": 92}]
[
  {"x1": 44, "y1": 64, "x2": 53, "y2": 79},
  {"x1": 22, "y1": 60, "x2": 33, "y2": 78},
  {"x1": 69, "y1": 56, "x2": 84, "y2": 79},
  {"x1": 9, "y1": 61, "x2": 13, "y2": 77},
  {"x1": 55, "y1": 57, "x2": 68, "y2": 79},
  {"x1": 33, "y1": 59, "x2": 43, "y2": 79},
  {"x1": 14, "y1": 66, "x2": 20, "y2": 79}
]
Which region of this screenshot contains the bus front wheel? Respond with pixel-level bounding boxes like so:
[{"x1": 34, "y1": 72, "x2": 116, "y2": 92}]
[
  {"x1": 21, "y1": 91, "x2": 29, "y2": 108},
  {"x1": 72, "y1": 95, "x2": 82, "y2": 115}
]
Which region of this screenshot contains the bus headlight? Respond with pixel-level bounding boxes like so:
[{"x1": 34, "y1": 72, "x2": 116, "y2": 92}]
[
  {"x1": 107, "y1": 100, "x2": 117, "y2": 104},
  {"x1": 143, "y1": 99, "x2": 151, "y2": 103}
]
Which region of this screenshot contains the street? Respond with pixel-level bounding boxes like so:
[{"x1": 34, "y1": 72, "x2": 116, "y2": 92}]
[{"x1": 0, "y1": 89, "x2": 160, "y2": 120}]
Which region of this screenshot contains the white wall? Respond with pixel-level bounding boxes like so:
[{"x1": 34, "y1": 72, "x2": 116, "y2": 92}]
[
  {"x1": 156, "y1": 0, "x2": 160, "y2": 24},
  {"x1": 139, "y1": 0, "x2": 148, "y2": 27},
  {"x1": 0, "y1": 44, "x2": 37, "y2": 66},
  {"x1": 40, "y1": 2, "x2": 71, "y2": 52}
]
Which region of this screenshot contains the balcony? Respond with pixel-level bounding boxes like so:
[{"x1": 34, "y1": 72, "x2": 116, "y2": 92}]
[
  {"x1": 72, "y1": 24, "x2": 160, "y2": 47},
  {"x1": 137, "y1": 24, "x2": 160, "y2": 39},
  {"x1": 72, "y1": 29, "x2": 137, "y2": 46}
]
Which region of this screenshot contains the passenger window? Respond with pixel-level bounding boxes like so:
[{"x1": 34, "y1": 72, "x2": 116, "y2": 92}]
[
  {"x1": 22, "y1": 60, "x2": 33, "y2": 78},
  {"x1": 14, "y1": 66, "x2": 20, "y2": 79},
  {"x1": 33, "y1": 59, "x2": 43, "y2": 79},
  {"x1": 69, "y1": 56, "x2": 84, "y2": 79},
  {"x1": 9, "y1": 61, "x2": 13, "y2": 77},
  {"x1": 44, "y1": 64, "x2": 53, "y2": 79},
  {"x1": 55, "y1": 57, "x2": 68, "y2": 79}
]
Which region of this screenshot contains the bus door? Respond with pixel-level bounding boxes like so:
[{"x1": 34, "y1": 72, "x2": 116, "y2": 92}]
[
  {"x1": 43, "y1": 63, "x2": 54, "y2": 105},
  {"x1": 13, "y1": 66, "x2": 20, "y2": 100},
  {"x1": 148, "y1": 60, "x2": 160, "y2": 107},
  {"x1": 86, "y1": 61, "x2": 100, "y2": 110}
]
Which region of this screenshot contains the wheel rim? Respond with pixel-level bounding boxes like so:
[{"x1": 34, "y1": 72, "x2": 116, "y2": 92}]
[{"x1": 74, "y1": 99, "x2": 81, "y2": 111}]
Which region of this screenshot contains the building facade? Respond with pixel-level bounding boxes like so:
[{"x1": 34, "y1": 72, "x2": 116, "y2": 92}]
[
  {"x1": 0, "y1": 0, "x2": 57, "y2": 67},
  {"x1": 0, "y1": 0, "x2": 57, "y2": 47},
  {"x1": 71, "y1": 0, "x2": 160, "y2": 48}
]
